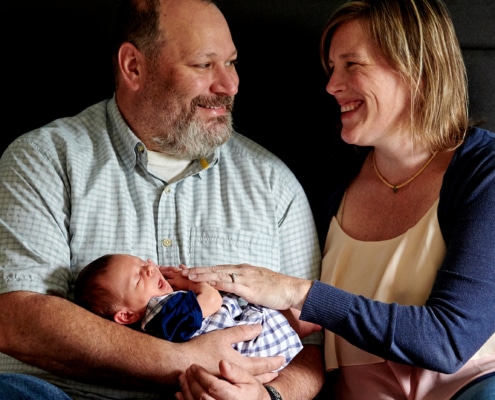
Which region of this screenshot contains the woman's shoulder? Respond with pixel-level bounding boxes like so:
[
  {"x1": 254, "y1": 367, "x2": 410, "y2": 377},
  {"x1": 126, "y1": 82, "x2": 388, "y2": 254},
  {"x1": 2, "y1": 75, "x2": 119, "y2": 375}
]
[
  {"x1": 446, "y1": 127, "x2": 495, "y2": 177},
  {"x1": 458, "y1": 127, "x2": 495, "y2": 156},
  {"x1": 441, "y1": 126, "x2": 495, "y2": 211}
]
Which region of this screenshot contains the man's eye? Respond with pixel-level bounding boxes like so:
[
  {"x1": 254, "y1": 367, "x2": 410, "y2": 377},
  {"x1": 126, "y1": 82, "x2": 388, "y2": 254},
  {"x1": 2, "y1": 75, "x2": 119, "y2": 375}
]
[
  {"x1": 226, "y1": 60, "x2": 238, "y2": 67},
  {"x1": 196, "y1": 63, "x2": 212, "y2": 69}
]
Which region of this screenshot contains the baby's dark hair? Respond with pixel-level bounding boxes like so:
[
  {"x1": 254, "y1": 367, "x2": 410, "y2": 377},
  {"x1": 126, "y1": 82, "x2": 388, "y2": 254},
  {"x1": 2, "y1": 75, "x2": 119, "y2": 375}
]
[{"x1": 74, "y1": 254, "x2": 121, "y2": 320}]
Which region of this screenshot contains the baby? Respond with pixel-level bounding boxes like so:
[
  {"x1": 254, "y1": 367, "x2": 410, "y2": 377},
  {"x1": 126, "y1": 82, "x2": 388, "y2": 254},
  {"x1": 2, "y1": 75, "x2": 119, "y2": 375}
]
[{"x1": 74, "y1": 254, "x2": 303, "y2": 369}]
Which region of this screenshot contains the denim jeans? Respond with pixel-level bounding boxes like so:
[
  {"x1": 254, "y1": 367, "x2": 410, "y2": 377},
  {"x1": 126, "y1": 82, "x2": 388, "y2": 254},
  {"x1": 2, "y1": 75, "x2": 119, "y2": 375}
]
[
  {"x1": 451, "y1": 372, "x2": 495, "y2": 400},
  {"x1": 0, "y1": 373, "x2": 72, "y2": 399}
]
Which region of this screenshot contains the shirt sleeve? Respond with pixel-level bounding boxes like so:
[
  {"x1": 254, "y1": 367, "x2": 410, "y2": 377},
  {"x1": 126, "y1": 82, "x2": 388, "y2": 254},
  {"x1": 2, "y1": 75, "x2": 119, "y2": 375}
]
[
  {"x1": 0, "y1": 135, "x2": 72, "y2": 297},
  {"x1": 144, "y1": 291, "x2": 203, "y2": 342}
]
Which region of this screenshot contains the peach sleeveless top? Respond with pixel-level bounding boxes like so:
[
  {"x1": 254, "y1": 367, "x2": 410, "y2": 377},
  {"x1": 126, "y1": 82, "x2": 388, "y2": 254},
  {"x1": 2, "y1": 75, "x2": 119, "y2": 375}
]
[{"x1": 320, "y1": 198, "x2": 495, "y2": 399}]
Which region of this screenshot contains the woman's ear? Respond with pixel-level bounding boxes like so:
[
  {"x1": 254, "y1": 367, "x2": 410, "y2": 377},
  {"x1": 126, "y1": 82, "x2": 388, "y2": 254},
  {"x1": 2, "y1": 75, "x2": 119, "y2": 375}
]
[{"x1": 114, "y1": 308, "x2": 140, "y2": 325}]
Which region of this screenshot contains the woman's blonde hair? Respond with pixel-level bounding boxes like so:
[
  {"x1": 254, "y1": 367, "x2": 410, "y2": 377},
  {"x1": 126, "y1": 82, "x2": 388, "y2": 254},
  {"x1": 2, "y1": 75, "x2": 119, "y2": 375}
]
[{"x1": 320, "y1": 0, "x2": 468, "y2": 150}]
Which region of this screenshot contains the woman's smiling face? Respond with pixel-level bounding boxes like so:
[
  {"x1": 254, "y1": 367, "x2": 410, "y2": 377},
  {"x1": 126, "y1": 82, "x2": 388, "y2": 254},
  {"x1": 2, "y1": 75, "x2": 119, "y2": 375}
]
[{"x1": 326, "y1": 19, "x2": 411, "y2": 148}]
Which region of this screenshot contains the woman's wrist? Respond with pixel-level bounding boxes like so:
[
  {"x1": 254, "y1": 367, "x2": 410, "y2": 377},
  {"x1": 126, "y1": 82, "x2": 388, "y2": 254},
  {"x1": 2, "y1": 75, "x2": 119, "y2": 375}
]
[{"x1": 292, "y1": 278, "x2": 313, "y2": 310}]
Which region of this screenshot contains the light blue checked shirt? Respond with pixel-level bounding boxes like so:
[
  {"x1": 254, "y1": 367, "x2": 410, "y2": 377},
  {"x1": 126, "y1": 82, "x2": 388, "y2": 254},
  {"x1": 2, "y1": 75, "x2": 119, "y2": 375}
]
[{"x1": 0, "y1": 97, "x2": 322, "y2": 399}]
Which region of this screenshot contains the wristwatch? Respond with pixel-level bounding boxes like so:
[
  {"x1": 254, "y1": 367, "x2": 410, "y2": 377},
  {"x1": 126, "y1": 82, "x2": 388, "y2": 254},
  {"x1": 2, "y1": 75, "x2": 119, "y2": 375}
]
[{"x1": 264, "y1": 385, "x2": 283, "y2": 400}]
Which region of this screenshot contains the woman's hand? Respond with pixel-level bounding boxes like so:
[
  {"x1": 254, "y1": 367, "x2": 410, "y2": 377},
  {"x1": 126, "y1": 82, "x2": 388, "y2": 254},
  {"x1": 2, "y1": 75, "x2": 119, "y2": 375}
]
[
  {"x1": 167, "y1": 263, "x2": 313, "y2": 311},
  {"x1": 176, "y1": 360, "x2": 273, "y2": 400}
]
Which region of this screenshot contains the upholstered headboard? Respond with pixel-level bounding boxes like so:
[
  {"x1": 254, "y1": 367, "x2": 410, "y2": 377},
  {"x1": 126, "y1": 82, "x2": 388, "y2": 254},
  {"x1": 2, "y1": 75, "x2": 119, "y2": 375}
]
[{"x1": 3, "y1": 0, "x2": 495, "y2": 216}]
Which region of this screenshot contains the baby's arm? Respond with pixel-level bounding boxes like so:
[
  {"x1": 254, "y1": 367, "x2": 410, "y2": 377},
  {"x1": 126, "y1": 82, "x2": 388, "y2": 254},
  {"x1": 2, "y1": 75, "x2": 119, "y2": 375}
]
[
  {"x1": 190, "y1": 281, "x2": 223, "y2": 318},
  {"x1": 166, "y1": 266, "x2": 223, "y2": 318}
]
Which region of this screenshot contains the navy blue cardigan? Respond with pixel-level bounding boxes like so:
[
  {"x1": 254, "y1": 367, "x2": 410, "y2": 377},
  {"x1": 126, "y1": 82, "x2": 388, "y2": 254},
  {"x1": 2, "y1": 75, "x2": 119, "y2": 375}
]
[{"x1": 303, "y1": 127, "x2": 495, "y2": 374}]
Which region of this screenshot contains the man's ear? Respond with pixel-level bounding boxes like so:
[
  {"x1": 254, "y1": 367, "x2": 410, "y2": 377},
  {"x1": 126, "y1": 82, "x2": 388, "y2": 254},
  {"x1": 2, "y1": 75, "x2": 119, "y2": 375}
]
[
  {"x1": 114, "y1": 308, "x2": 140, "y2": 325},
  {"x1": 118, "y1": 42, "x2": 145, "y2": 91}
]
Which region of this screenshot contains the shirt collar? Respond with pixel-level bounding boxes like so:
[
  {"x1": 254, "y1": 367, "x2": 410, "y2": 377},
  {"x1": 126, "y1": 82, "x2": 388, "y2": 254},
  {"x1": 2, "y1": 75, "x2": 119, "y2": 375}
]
[
  {"x1": 106, "y1": 96, "x2": 143, "y2": 173},
  {"x1": 106, "y1": 95, "x2": 220, "y2": 179}
]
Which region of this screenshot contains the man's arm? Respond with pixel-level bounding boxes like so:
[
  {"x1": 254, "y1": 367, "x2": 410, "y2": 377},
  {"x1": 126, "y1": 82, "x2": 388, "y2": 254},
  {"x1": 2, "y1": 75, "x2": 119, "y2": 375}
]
[
  {"x1": 264, "y1": 307, "x2": 324, "y2": 400},
  {"x1": 266, "y1": 164, "x2": 325, "y2": 399},
  {"x1": 268, "y1": 345, "x2": 324, "y2": 400},
  {"x1": 0, "y1": 291, "x2": 283, "y2": 389}
]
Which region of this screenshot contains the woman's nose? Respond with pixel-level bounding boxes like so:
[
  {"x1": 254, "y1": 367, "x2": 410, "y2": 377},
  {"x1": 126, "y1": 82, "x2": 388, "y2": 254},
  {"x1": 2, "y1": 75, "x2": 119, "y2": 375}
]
[{"x1": 326, "y1": 68, "x2": 345, "y2": 96}]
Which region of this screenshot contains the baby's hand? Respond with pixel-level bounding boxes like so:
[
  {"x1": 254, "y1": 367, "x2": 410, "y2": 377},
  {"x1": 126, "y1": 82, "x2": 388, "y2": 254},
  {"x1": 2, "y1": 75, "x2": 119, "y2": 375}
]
[
  {"x1": 160, "y1": 264, "x2": 187, "y2": 274},
  {"x1": 161, "y1": 264, "x2": 194, "y2": 291}
]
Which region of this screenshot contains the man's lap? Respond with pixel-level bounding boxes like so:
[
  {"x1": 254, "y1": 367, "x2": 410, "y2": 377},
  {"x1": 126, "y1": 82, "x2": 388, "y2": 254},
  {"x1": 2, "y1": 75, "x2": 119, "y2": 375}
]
[{"x1": 0, "y1": 373, "x2": 72, "y2": 399}]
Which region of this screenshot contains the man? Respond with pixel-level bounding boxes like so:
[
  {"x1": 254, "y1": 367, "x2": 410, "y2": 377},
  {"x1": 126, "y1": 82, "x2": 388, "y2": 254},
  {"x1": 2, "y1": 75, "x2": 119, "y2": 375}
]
[{"x1": 0, "y1": 0, "x2": 323, "y2": 399}]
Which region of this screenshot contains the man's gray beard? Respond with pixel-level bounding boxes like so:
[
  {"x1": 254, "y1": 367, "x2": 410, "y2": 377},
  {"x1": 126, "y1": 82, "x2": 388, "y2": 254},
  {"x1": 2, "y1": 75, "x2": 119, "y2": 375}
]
[{"x1": 152, "y1": 113, "x2": 233, "y2": 160}]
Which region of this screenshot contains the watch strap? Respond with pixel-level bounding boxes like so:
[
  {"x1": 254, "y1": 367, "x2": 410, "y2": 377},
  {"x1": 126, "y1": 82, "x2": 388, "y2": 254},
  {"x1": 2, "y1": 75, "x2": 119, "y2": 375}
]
[{"x1": 264, "y1": 385, "x2": 283, "y2": 400}]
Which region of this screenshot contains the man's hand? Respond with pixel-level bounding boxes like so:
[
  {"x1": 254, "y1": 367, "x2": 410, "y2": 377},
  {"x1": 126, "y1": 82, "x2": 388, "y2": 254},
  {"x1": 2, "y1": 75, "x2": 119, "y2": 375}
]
[
  {"x1": 176, "y1": 360, "x2": 272, "y2": 400},
  {"x1": 185, "y1": 324, "x2": 285, "y2": 376}
]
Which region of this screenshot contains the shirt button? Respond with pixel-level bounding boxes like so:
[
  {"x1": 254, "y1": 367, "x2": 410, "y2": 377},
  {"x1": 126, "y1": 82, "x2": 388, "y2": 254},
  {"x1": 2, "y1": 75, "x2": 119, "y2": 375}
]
[
  {"x1": 136, "y1": 143, "x2": 145, "y2": 153},
  {"x1": 164, "y1": 186, "x2": 171, "y2": 193},
  {"x1": 162, "y1": 238, "x2": 172, "y2": 247}
]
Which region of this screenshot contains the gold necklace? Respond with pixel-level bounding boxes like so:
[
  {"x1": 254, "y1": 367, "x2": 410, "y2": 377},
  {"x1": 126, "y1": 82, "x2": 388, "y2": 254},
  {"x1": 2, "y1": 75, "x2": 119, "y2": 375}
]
[{"x1": 372, "y1": 150, "x2": 439, "y2": 193}]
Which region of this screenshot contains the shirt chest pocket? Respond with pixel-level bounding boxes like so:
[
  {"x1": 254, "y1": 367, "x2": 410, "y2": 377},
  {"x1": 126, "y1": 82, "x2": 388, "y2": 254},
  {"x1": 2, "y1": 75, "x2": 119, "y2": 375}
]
[{"x1": 189, "y1": 227, "x2": 279, "y2": 271}]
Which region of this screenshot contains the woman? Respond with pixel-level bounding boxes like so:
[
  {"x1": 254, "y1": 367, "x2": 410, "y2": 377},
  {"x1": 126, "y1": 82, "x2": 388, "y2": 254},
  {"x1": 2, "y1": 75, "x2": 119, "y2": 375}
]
[{"x1": 170, "y1": 0, "x2": 495, "y2": 399}]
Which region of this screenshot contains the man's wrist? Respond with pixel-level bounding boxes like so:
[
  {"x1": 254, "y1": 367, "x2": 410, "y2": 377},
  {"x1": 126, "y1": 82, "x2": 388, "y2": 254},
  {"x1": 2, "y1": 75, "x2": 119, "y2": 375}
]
[{"x1": 264, "y1": 385, "x2": 283, "y2": 400}]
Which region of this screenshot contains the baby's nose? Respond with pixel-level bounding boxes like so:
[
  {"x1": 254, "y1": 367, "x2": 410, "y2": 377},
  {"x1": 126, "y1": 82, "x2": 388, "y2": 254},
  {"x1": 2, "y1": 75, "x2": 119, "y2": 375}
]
[{"x1": 144, "y1": 265, "x2": 154, "y2": 276}]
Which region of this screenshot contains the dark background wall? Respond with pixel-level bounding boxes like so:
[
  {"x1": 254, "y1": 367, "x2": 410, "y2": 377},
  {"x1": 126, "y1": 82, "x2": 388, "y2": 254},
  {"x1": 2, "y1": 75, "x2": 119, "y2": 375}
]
[{"x1": 2, "y1": 0, "x2": 495, "y2": 216}]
